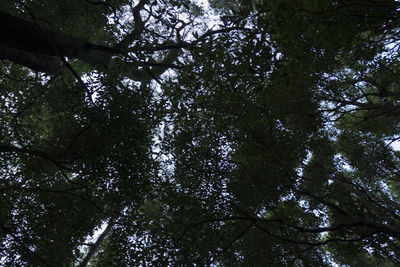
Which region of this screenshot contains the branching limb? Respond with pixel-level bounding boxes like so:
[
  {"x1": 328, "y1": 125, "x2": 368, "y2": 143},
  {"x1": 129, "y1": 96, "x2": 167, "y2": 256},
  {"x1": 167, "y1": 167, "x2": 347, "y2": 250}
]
[{"x1": 115, "y1": 0, "x2": 148, "y2": 50}]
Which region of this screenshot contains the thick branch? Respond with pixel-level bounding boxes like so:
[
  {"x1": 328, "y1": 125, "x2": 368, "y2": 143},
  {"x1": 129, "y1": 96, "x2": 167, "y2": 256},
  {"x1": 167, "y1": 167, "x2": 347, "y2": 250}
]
[
  {"x1": 0, "y1": 11, "x2": 142, "y2": 77},
  {"x1": 0, "y1": 47, "x2": 60, "y2": 74},
  {"x1": 116, "y1": 0, "x2": 148, "y2": 49},
  {"x1": 0, "y1": 11, "x2": 244, "y2": 82},
  {"x1": 0, "y1": 144, "x2": 59, "y2": 163},
  {"x1": 78, "y1": 220, "x2": 114, "y2": 267},
  {"x1": 0, "y1": 10, "x2": 116, "y2": 62}
]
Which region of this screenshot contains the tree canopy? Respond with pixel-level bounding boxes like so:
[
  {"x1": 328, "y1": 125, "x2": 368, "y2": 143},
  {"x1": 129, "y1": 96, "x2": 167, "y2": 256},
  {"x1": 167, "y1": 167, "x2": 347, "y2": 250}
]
[{"x1": 0, "y1": 0, "x2": 400, "y2": 266}]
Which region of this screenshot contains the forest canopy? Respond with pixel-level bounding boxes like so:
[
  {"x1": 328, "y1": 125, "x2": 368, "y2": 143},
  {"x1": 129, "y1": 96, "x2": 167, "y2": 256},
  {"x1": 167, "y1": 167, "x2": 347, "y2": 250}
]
[{"x1": 0, "y1": 0, "x2": 400, "y2": 266}]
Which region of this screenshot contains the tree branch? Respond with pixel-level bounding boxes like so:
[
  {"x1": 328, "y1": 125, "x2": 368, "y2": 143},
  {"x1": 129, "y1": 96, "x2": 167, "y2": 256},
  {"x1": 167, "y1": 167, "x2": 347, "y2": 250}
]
[
  {"x1": 78, "y1": 219, "x2": 114, "y2": 267},
  {"x1": 115, "y1": 0, "x2": 148, "y2": 50},
  {"x1": 0, "y1": 47, "x2": 60, "y2": 74}
]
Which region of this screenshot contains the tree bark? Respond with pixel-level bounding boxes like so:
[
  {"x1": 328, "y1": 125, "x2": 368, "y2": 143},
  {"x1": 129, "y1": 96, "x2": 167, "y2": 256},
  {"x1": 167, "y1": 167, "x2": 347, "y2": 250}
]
[
  {"x1": 78, "y1": 220, "x2": 114, "y2": 267},
  {"x1": 0, "y1": 10, "x2": 179, "y2": 82},
  {"x1": 0, "y1": 47, "x2": 60, "y2": 74}
]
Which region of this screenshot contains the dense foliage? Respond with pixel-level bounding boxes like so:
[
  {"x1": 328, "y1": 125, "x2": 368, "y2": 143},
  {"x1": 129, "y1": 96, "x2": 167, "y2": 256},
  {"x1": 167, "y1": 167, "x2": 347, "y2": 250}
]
[{"x1": 0, "y1": 0, "x2": 399, "y2": 266}]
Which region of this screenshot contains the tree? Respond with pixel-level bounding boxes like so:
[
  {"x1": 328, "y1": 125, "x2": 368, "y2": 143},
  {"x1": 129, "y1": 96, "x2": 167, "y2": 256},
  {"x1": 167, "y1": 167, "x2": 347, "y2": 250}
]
[
  {"x1": 0, "y1": 0, "x2": 204, "y2": 265},
  {"x1": 0, "y1": 0, "x2": 399, "y2": 266}
]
